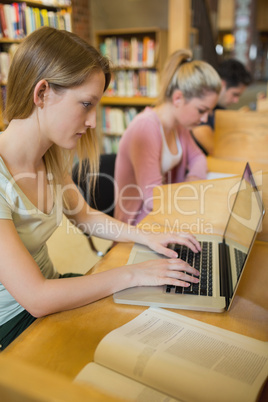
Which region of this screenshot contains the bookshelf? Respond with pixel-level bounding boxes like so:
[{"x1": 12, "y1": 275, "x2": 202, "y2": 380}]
[
  {"x1": 0, "y1": 0, "x2": 72, "y2": 130},
  {"x1": 95, "y1": 27, "x2": 168, "y2": 153}
]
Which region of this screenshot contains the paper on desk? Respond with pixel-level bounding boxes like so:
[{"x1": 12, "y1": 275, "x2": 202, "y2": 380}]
[{"x1": 206, "y1": 172, "x2": 236, "y2": 180}]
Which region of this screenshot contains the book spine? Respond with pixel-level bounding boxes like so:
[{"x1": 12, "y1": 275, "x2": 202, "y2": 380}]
[
  {"x1": 63, "y1": 10, "x2": 72, "y2": 32},
  {"x1": 18, "y1": 2, "x2": 25, "y2": 37},
  {"x1": 4, "y1": 4, "x2": 15, "y2": 39},
  {"x1": 25, "y1": 6, "x2": 32, "y2": 35},
  {"x1": 0, "y1": 51, "x2": 10, "y2": 83},
  {"x1": 0, "y1": 4, "x2": 8, "y2": 38}
]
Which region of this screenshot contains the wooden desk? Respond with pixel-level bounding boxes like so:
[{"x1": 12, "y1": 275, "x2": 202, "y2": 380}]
[
  {"x1": 0, "y1": 354, "x2": 120, "y2": 402},
  {"x1": 212, "y1": 110, "x2": 268, "y2": 164},
  {"x1": 207, "y1": 156, "x2": 268, "y2": 176},
  {"x1": 3, "y1": 174, "x2": 268, "y2": 401}
]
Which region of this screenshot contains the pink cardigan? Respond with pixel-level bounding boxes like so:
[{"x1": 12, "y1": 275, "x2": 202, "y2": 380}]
[{"x1": 114, "y1": 107, "x2": 207, "y2": 225}]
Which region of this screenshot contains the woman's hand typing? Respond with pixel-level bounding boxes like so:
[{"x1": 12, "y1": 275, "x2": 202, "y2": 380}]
[
  {"x1": 138, "y1": 230, "x2": 201, "y2": 259},
  {"x1": 126, "y1": 257, "x2": 200, "y2": 288}
]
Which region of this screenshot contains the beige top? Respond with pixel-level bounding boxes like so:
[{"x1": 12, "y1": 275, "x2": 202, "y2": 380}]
[{"x1": 0, "y1": 157, "x2": 62, "y2": 325}]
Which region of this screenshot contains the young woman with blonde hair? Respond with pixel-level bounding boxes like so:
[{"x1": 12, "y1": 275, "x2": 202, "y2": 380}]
[
  {"x1": 114, "y1": 49, "x2": 222, "y2": 225},
  {"x1": 0, "y1": 29, "x2": 201, "y2": 349}
]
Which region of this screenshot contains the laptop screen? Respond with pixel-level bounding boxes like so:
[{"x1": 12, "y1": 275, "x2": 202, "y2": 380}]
[{"x1": 223, "y1": 163, "x2": 265, "y2": 300}]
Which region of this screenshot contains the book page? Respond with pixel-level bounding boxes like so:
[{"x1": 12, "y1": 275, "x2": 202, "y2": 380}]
[
  {"x1": 206, "y1": 172, "x2": 235, "y2": 180},
  {"x1": 76, "y1": 362, "x2": 180, "y2": 402},
  {"x1": 93, "y1": 307, "x2": 268, "y2": 402}
]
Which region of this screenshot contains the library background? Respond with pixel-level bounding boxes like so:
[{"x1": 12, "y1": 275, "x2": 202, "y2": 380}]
[{"x1": 0, "y1": 0, "x2": 267, "y2": 153}]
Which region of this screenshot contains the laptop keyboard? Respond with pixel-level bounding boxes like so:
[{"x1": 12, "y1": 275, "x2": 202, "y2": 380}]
[
  {"x1": 234, "y1": 248, "x2": 247, "y2": 278},
  {"x1": 166, "y1": 242, "x2": 213, "y2": 296}
]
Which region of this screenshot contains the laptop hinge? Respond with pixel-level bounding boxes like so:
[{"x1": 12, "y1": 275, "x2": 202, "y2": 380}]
[{"x1": 219, "y1": 242, "x2": 233, "y2": 308}]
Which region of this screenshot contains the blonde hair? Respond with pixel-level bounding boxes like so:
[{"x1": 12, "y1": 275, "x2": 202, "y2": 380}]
[
  {"x1": 5, "y1": 26, "x2": 111, "y2": 198},
  {"x1": 157, "y1": 49, "x2": 221, "y2": 104}
]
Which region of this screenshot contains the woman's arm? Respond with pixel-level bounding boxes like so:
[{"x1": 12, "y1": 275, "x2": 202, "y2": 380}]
[
  {"x1": 0, "y1": 219, "x2": 199, "y2": 318},
  {"x1": 129, "y1": 120, "x2": 164, "y2": 213}
]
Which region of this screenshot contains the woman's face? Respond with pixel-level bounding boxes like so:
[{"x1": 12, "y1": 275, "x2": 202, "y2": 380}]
[
  {"x1": 40, "y1": 71, "x2": 105, "y2": 150},
  {"x1": 176, "y1": 91, "x2": 219, "y2": 129}
]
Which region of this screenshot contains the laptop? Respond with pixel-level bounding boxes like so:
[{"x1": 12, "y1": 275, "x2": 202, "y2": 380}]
[{"x1": 114, "y1": 163, "x2": 265, "y2": 313}]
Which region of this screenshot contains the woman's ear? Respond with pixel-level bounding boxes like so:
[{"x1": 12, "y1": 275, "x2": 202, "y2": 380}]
[
  {"x1": 33, "y1": 79, "x2": 49, "y2": 108},
  {"x1": 172, "y1": 89, "x2": 184, "y2": 107}
]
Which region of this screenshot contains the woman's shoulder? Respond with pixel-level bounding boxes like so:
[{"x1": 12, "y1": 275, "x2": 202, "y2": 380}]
[
  {"x1": 139, "y1": 106, "x2": 159, "y2": 121},
  {"x1": 119, "y1": 107, "x2": 162, "y2": 152},
  {"x1": 127, "y1": 107, "x2": 160, "y2": 134},
  {"x1": 0, "y1": 157, "x2": 14, "y2": 217}
]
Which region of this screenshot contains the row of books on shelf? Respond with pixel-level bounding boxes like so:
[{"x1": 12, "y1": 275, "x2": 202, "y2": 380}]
[
  {"x1": 0, "y1": 3, "x2": 72, "y2": 40},
  {"x1": 106, "y1": 69, "x2": 159, "y2": 98},
  {"x1": 103, "y1": 135, "x2": 121, "y2": 154},
  {"x1": 101, "y1": 106, "x2": 139, "y2": 135},
  {"x1": 99, "y1": 36, "x2": 156, "y2": 68}
]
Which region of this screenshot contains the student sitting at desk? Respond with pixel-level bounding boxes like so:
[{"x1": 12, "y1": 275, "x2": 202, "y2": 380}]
[
  {"x1": 114, "y1": 49, "x2": 221, "y2": 226},
  {"x1": 0, "y1": 27, "x2": 202, "y2": 350},
  {"x1": 191, "y1": 58, "x2": 252, "y2": 155}
]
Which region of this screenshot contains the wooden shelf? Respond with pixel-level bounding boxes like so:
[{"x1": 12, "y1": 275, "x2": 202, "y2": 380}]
[
  {"x1": 100, "y1": 96, "x2": 157, "y2": 106},
  {"x1": 95, "y1": 26, "x2": 165, "y2": 37},
  {"x1": 0, "y1": 38, "x2": 22, "y2": 44},
  {"x1": 3, "y1": 0, "x2": 71, "y2": 9}
]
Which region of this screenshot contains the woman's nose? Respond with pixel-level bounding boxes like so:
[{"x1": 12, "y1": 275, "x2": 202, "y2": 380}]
[
  {"x1": 200, "y1": 112, "x2": 209, "y2": 123},
  {"x1": 85, "y1": 109, "x2": 97, "y2": 129}
]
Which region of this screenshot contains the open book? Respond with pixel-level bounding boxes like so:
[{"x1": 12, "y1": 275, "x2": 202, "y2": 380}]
[{"x1": 75, "y1": 308, "x2": 268, "y2": 402}]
